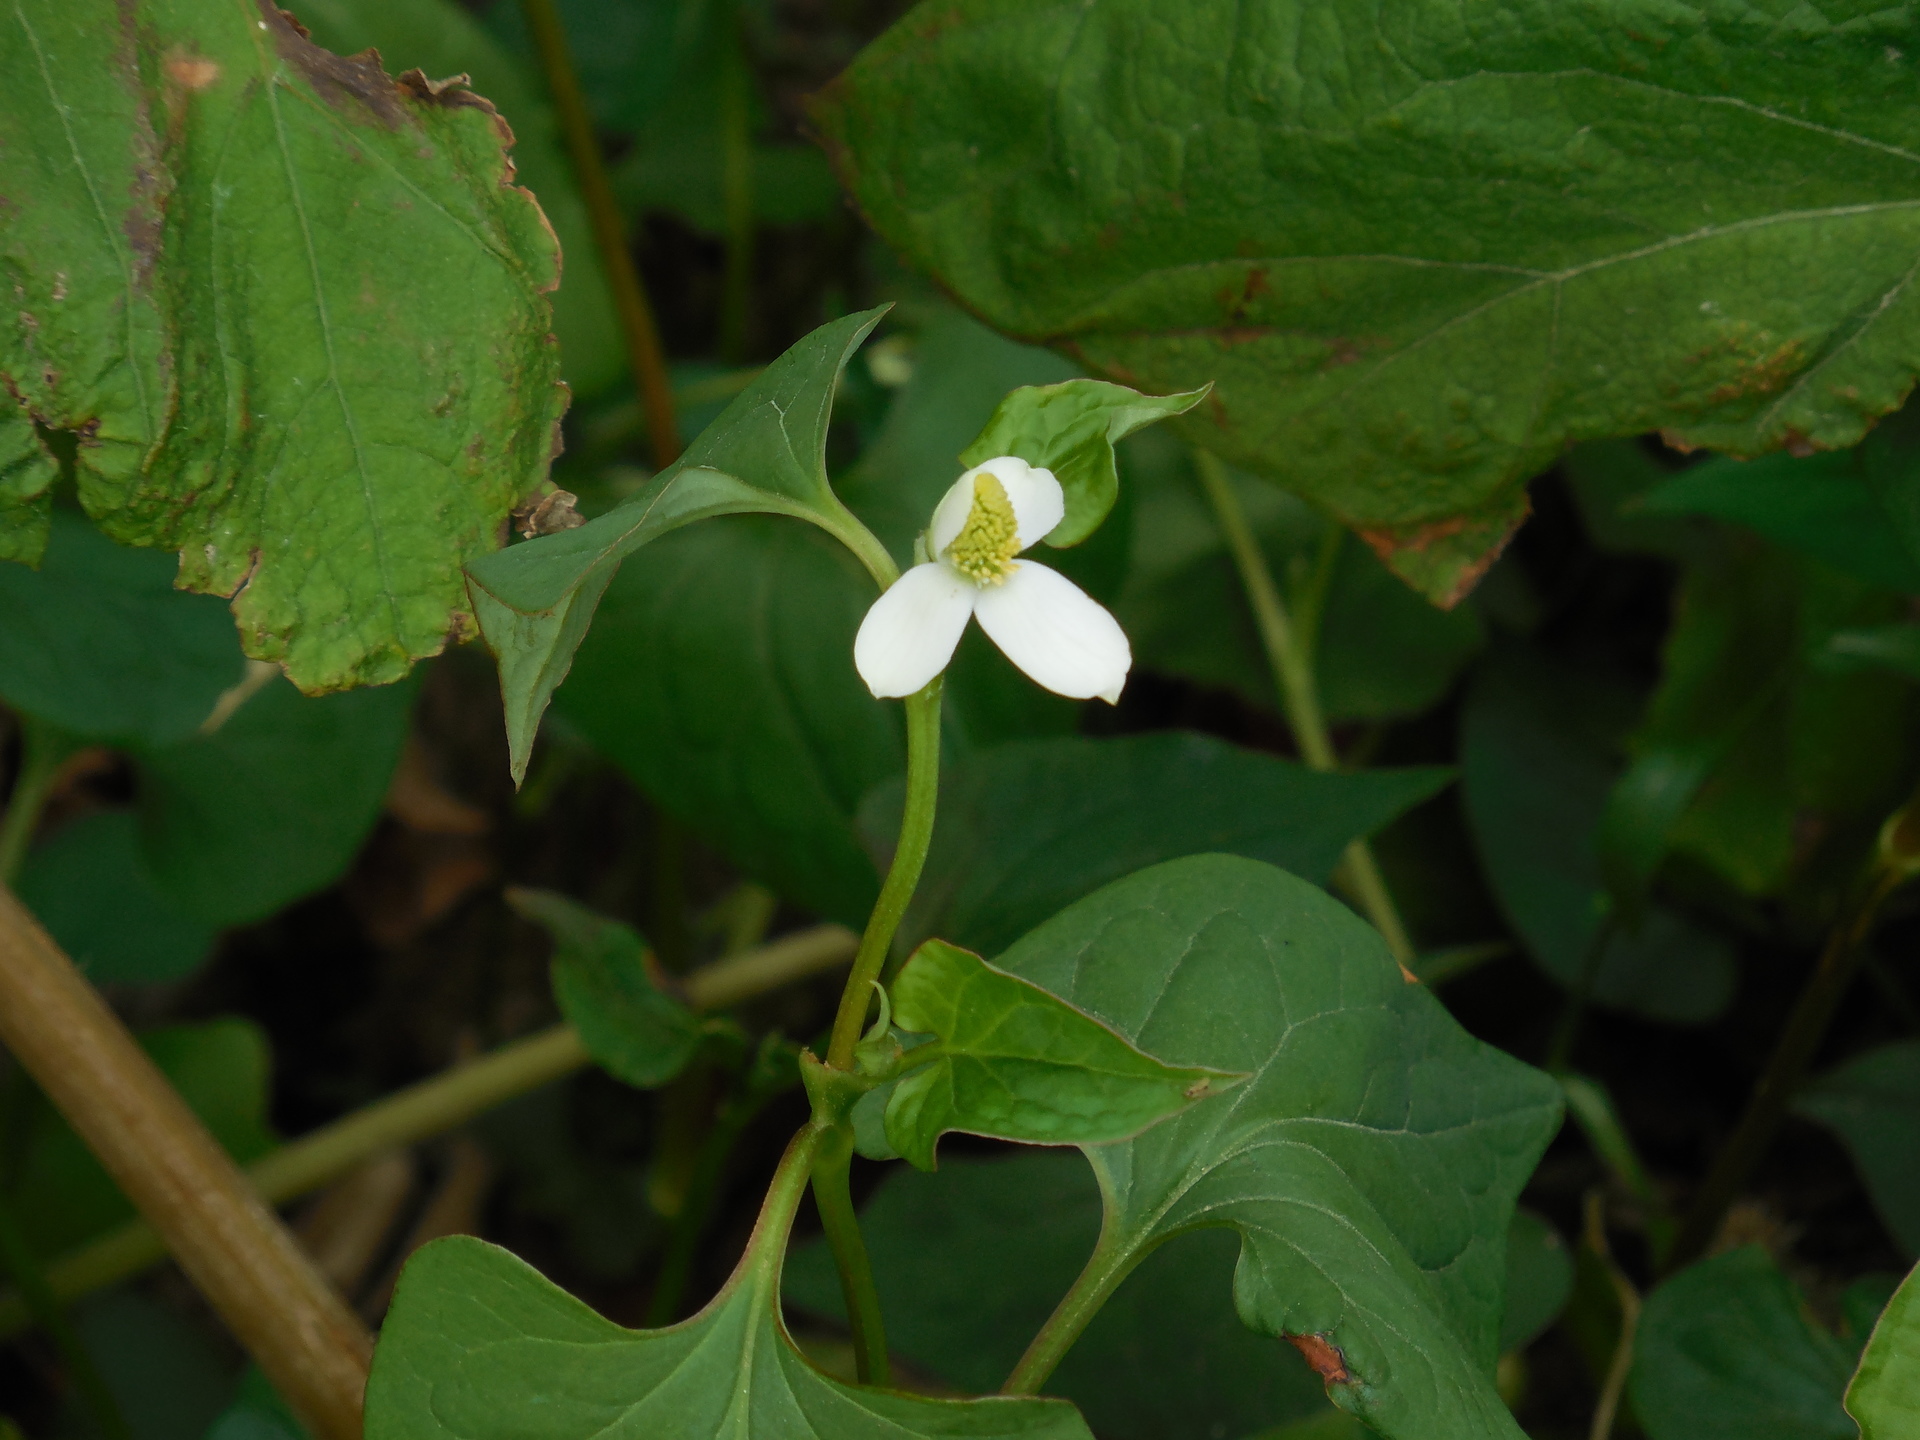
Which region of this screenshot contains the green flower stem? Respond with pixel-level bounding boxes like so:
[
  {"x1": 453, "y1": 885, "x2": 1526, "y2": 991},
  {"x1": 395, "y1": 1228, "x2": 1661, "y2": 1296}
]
[
  {"x1": 1192, "y1": 450, "x2": 1417, "y2": 970},
  {"x1": 826, "y1": 680, "x2": 941, "y2": 1070},
  {"x1": 1003, "y1": 1230, "x2": 1142, "y2": 1395},
  {"x1": 0, "y1": 923, "x2": 857, "y2": 1337},
  {"x1": 809, "y1": 1124, "x2": 890, "y2": 1385},
  {"x1": 0, "y1": 717, "x2": 77, "y2": 886},
  {"x1": 518, "y1": 0, "x2": 682, "y2": 467},
  {"x1": 0, "y1": 1188, "x2": 129, "y2": 1440}
]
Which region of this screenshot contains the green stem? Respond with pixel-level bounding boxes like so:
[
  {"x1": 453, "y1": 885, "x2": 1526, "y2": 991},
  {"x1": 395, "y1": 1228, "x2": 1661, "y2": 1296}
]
[
  {"x1": 518, "y1": 0, "x2": 682, "y2": 467},
  {"x1": 0, "y1": 924, "x2": 857, "y2": 1336},
  {"x1": 1665, "y1": 866, "x2": 1901, "y2": 1273},
  {"x1": 717, "y1": 11, "x2": 755, "y2": 364},
  {"x1": 1003, "y1": 1229, "x2": 1145, "y2": 1394},
  {"x1": 1192, "y1": 450, "x2": 1416, "y2": 969},
  {"x1": 825, "y1": 682, "x2": 941, "y2": 1070},
  {"x1": 0, "y1": 718, "x2": 75, "y2": 886},
  {"x1": 0, "y1": 1190, "x2": 128, "y2": 1440},
  {"x1": 809, "y1": 1125, "x2": 888, "y2": 1385},
  {"x1": 646, "y1": 1078, "x2": 772, "y2": 1326}
]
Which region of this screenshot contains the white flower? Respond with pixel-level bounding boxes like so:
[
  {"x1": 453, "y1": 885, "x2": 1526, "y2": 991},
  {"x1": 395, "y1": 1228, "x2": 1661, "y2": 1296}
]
[{"x1": 853, "y1": 456, "x2": 1131, "y2": 703}]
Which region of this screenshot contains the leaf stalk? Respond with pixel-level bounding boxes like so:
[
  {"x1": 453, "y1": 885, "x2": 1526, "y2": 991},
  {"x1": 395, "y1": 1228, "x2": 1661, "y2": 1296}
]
[{"x1": 1192, "y1": 450, "x2": 1416, "y2": 971}]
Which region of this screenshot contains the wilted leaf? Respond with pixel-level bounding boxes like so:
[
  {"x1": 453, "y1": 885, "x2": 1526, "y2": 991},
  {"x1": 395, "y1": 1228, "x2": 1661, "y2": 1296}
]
[
  {"x1": 883, "y1": 939, "x2": 1244, "y2": 1170},
  {"x1": 0, "y1": 0, "x2": 566, "y2": 688},
  {"x1": 997, "y1": 855, "x2": 1562, "y2": 1440},
  {"x1": 817, "y1": 1, "x2": 1920, "y2": 600}
]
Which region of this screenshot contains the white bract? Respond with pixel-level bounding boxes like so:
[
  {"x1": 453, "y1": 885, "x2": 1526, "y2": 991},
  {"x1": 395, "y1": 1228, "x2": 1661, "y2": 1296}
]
[{"x1": 853, "y1": 456, "x2": 1131, "y2": 703}]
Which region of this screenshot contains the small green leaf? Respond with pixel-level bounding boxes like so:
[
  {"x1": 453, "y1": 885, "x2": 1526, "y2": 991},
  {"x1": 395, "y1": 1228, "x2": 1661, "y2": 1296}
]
[
  {"x1": 958, "y1": 379, "x2": 1208, "y2": 547},
  {"x1": 997, "y1": 855, "x2": 1563, "y2": 1440},
  {"x1": 289, "y1": 0, "x2": 624, "y2": 398},
  {"x1": 508, "y1": 888, "x2": 705, "y2": 1090},
  {"x1": 0, "y1": 509, "x2": 244, "y2": 748},
  {"x1": 365, "y1": 1134, "x2": 1092, "y2": 1440},
  {"x1": 784, "y1": 1150, "x2": 1338, "y2": 1440},
  {"x1": 1461, "y1": 645, "x2": 1738, "y2": 1023},
  {"x1": 467, "y1": 307, "x2": 891, "y2": 781},
  {"x1": 16, "y1": 812, "x2": 216, "y2": 986},
  {"x1": 1796, "y1": 1040, "x2": 1920, "y2": 1259},
  {"x1": 863, "y1": 731, "x2": 1452, "y2": 959},
  {"x1": 816, "y1": 1, "x2": 1920, "y2": 601},
  {"x1": 135, "y1": 675, "x2": 413, "y2": 926},
  {"x1": 1630, "y1": 1247, "x2": 1856, "y2": 1440},
  {"x1": 1849, "y1": 1261, "x2": 1920, "y2": 1439},
  {"x1": 884, "y1": 939, "x2": 1245, "y2": 1171},
  {"x1": 1, "y1": 0, "x2": 567, "y2": 688}
]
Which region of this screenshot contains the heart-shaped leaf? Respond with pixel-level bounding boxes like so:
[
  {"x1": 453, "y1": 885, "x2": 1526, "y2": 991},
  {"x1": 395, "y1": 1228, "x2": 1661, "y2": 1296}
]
[
  {"x1": 366, "y1": 1128, "x2": 1093, "y2": 1440},
  {"x1": 1850, "y1": 1262, "x2": 1920, "y2": 1439},
  {"x1": 996, "y1": 854, "x2": 1562, "y2": 1440},
  {"x1": 508, "y1": 889, "x2": 707, "y2": 1090},
  {"x1": 1796, "y1": 1040, "x2": 1920, "y2": 1259},
  {"x1": 466, "y1": 307, "x2": 891, "y2": 780},
  {"x1": 883, "y1": 939, "x2": 1245, "y2": 1170},
  {"x1": 959, "y1": 380, "x2": 1208, "y2": 546},
  {"x1": 0, "y1": 0, "x2": 566, "y2": 688},
  {"x1": 816, "y1": 1, "x2": 1920, "y2": 601}
]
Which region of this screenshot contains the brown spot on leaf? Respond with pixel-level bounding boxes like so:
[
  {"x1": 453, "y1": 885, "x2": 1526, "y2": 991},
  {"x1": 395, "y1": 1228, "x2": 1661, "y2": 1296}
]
[
  {"x1": 1286, "y1": 1333, "x2": 1352, "y2": 1385},
  {"x1": 165, "y1": 53, "x2": 221, "y2": 90},
  {"x1": 512, "y1": 487, "x2": 585, "y2": 538}
]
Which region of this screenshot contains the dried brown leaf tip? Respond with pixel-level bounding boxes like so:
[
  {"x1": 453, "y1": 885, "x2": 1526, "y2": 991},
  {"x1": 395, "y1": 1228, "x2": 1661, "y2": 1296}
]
[
  {"x1": 1286, "y1": 1332, "x2": 1353, "y2": 1386},
  {"x1": 513, "y1": 487, "x2": 584, "y2": 538}
]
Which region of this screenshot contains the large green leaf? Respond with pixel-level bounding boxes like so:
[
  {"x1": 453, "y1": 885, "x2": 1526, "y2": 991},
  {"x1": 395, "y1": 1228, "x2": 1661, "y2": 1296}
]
[
  {"x1": 287, "y1": 0, "x2": 623, "y2": 397},
  {"x1": 16, "y1": 813, "x2": 216, "y2": 986},
  {"x1": 0, "y1": 509, "x2": 244, "y2": 747},
  {"x1": 0, "y1": 0, "x2": 565, "y2": 689},
  {"x1": 865, "y1": 732, "x2": 1451, "y2": 958},
  {"x1": 1849, "y1": 1261, "x2": 1920, "y2": 1439},
  {"x1": 996, "y1": 855, "x2": 1563, "y2": 1440},
  {"x1": 365, "y1": 1130, "x2": 1092, "y2": 1440},
  {"x1": 883, "y1": 939, "x2": 1244, "y2": 1170},
  {"x1": 509, "y1": 889, "x2": 707, "y2": 1090},
  {"x1": 1461, "y1": 645, "x2": 1739, "y2": 1023},
  {"x1": 1113, "y1": 442, "x2": 1485, "y2": 721},
  {"x1": 816, "y1": 0, "x2": 1920, "y2": 601},
  {"x1": 556, "y1": 516, "x2": 902, "y2": 925},
  {"x1": 784, "y1": 1150, "x2": 1338, "y2": 1440},
  {"x1": 135, "y1": 674, "x2": 413, "y2": 926},
  {"x1": 1630, "y1": 1247, "x2": 1857, "y2": 1440},
  {"x1": 4, "y1": 1020, "x2": 277, "y2": 1261},
  {"x1": 1796, "y1": 1040, "x2": 1920, "y2": 1259},
  {"x1": 467, "y1": 308, "x2": 890, "y2": 780}
]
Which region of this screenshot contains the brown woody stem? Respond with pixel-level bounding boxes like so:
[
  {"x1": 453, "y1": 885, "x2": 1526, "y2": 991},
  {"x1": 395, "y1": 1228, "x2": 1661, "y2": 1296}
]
[{"x1": 0, "y1": 887, "x2": 372, "y2": 1440}]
